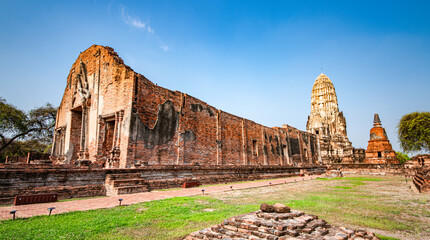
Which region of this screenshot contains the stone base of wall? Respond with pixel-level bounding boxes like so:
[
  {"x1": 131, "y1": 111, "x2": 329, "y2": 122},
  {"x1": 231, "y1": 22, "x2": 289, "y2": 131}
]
[
  {"x1": 106, "y1": 165, "x2": 326, "y2": 191},
  {"x1": 0, "y1": 164, "x2": 106, "y2": 205},
  {"x1": 0, "y1": 164, "x2": 326, "y2": 205},
  {"x1": 329, "y1": 163, "x2": 406, "y2": 176}
]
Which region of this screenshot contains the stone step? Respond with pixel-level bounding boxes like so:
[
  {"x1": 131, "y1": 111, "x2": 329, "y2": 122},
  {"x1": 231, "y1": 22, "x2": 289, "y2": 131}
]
[
  {"x1": 115, "y1": 185, "x2": 148, "y2": 195},
  {"x1": 112, "y1": 179, "x2": 146, "y2": 187}
]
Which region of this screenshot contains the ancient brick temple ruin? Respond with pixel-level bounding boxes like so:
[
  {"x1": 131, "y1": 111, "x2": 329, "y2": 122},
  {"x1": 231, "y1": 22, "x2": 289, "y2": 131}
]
[
  {"x1": 1, "y1": 45, "x2": 414, "y2": 205},
  {"x1": 306, "y1": 73, "x2": 365, "y2": 164},
  {"x1": 364, "y1": 114, "x2": 398, "y2": 164},
  {"x1": 50, "y1": 45, "x2": 319, "y2": 168}
]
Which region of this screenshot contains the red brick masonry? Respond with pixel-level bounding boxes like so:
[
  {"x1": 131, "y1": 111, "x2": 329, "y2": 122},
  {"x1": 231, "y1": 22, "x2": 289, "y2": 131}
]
[
  {"x1": 50, "y1": 45, "x2": 319, "y2": 168},
  {"x1": 186, "y1": 203, "x2": 380, "y2": 240},
  {"x1": 0, "y1": 164, "x2": 325, "y2": 205}
]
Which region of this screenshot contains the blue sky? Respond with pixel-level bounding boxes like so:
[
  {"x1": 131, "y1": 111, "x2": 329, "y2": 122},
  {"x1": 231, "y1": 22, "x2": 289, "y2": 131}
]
[{"x1": 1, "y1": 0, "x2": 429, "y2": 153}]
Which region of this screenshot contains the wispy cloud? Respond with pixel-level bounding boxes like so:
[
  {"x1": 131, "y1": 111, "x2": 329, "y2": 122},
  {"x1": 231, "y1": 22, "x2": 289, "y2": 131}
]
[
  {"x1": 121, "y1": 6, "x2": 153, "y2": 34},
  {"x1": 120, "y1": 5, "x2": 169, "y2": 52},
  {"x1": 160, "y1": 44, "x2": 169, "y2": 52},
  {"x1": 147, "y1": 25, "x2": 154, "y2": 34}
]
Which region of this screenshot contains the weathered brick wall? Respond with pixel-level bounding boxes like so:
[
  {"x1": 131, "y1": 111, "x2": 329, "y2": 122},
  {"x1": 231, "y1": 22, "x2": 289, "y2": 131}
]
[
  {"x1": 52, "y1": 45, "x2": 319, "y2": 168},
  {"x1": 127, "y1": 76, "x2": 183, "y2": 166},
  {"x1": 52, "y1": 45, "x2": 135, "y2": 166},
  {"x1": 180, "y1": 95, "x2": 218, "y2": 165},
  {"x1": 220, "y1": 111, "x2": 243, "y2": 165},
  {"x1": 129, "y1": 74, "x2": 319, "y2": 167},
  {"x1": 0, "y1": 165, "x2": 106, "y2": 205},
  {"x1": 0, "y1": 164, "x2": 325, "y2": 205},
  {"x1": 405, "y1": 154, "x2": 430, "y2": 169},
  {"x1": 106, "y1": 165, "x2": 326, "y2": 191}
]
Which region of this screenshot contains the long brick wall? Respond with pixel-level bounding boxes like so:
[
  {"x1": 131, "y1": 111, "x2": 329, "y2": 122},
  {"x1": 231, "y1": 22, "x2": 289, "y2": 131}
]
[
  {"x1": 51, "y1": 45, "x2": 319, "y2": 168},
  {"x1": 126, "y1": 73, "x2": 319, "y2": 168},
  {"x1": 0, "y1": 164, "x2": 325, "y2": 205}
]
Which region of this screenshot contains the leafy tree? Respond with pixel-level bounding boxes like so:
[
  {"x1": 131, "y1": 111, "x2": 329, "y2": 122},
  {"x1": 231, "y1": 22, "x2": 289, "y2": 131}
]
[
  {"x1": 1, "y1": 140, "x2": 49, "y2": 158},
  {"x1": 397, "y1": 112, "x2": 430, "y2": 153},
  {"x1": 395, "y1": 151, "x2": 410, "y2": 164},
  {"x1": 0, "y1": 97, "x2": 56, "y2": 155}
]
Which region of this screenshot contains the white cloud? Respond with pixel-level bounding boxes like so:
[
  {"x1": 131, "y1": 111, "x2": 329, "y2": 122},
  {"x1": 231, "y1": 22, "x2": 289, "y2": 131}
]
[
  {"x1": 147, "y1": 25, "x2": 154, "y2": 34},
  {"x1": 121, "y1": 6, "x2": 148, "y2": 30},
  {"x1": 121, "y1": 5, "x2": 170, "y2": 52},
  {"x1": 160, "y1": 44, "x2": 169, "y2": 52}
]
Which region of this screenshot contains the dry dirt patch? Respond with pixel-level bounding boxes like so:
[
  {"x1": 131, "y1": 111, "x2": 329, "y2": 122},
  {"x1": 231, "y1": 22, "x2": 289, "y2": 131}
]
[{"x1": 209, "y1": 175, "x2": 429, "y2": 240}]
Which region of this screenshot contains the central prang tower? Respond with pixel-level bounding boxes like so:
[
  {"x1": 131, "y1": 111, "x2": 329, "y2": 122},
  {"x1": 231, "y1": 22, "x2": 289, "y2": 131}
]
[{"x1": 306, "y1": 73, "x2": 364, "y2": 164}]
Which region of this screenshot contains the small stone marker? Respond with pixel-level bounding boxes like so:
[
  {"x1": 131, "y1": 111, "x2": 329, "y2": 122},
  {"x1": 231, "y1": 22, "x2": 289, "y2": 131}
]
[
  {"x1": 260, "y1": 203, "x2": 275, "y2": 212},
  {"x1": 273, "y1": 203, "x2": 290, "y2": 213}
]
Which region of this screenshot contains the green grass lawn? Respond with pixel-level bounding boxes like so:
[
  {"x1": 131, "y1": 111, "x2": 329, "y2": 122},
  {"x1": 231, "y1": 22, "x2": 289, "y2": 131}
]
[
  {"x1": 0, "y1": 176, "x2": 428, "y2": 239},
  {"x1": 0, "y1": 196, "x2": 256, "y2": 240}
]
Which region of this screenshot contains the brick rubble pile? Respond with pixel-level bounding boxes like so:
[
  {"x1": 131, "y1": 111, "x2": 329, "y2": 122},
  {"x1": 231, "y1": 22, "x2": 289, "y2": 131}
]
[{"x1": 186, "y1": 203, "x2": 379, "y2": 240}]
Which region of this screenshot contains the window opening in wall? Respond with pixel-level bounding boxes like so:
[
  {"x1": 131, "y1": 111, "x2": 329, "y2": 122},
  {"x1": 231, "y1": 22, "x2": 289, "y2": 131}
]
[
  {"x1": 252, "y1": 140, "x2": 258, "y2": 156},
  {"x1": 315, "y1": 130, "x2": 319, "y2": 135},
  {"x1": 378, "y1": 151, "x2": 382, "y2": 157},
  {"x1": 70, "y1": 109, "x2": 83, "y2": 157},
  {"x1": 103, "y1": 120, "x2": 115, "y2": 153},
  {"x1": 282, "y1": 145, "x2": 287, "y2": 157}
]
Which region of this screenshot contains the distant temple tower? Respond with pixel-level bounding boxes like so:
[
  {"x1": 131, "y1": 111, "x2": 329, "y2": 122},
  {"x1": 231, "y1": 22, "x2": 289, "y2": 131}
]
[
  {"x1": 307, "y1": 73, "x2": 364, "y2": 164},
  {"x1": 364, "y1": 114, "x2": 398, "y2": 164}
]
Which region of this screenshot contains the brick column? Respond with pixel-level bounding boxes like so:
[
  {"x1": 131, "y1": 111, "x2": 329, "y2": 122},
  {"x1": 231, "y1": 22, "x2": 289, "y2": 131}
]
[
  {"x1": 115, "y1": 111, "x2": 123, "y2": 149},
  {"x1": 216, "y1": 110, "x2": 222, "y2": 165},
  {"x1": 51, "y1": 130, "x2": 57, "y2": 156},
  {"x1": 176, "y1": 93, "x2": 185, "y2": 165},
  {"x1": 110, "y1": 111, "x2": 123, "y2": 167},
  {"x1": 262, "y1": 129, "x2": 267, "y2": 165},
  {"x1": 297, "y1": 130, "x2": 304, "y2": 165},
  {"x1": 285, "y1": 127, "x2": 291, "y2": 165},
  {"x1": 241, "y1": 118, "x2": 248, "y2": 165},
  {"x1": 277, "y1": 129, "x2": 283, "y2": 166},
  {"x1": 78, "y1": 105, "x2": 89, "y2": 160},
  {"x1": 111, "y1": 114, "x2": 118, "y2": 150},
  {"x1": 317, "y1": 127, "x2": 322, "y2": 163},
  {"x1": 308, "y1": 132, "x2": 312, "y2": 164}
]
